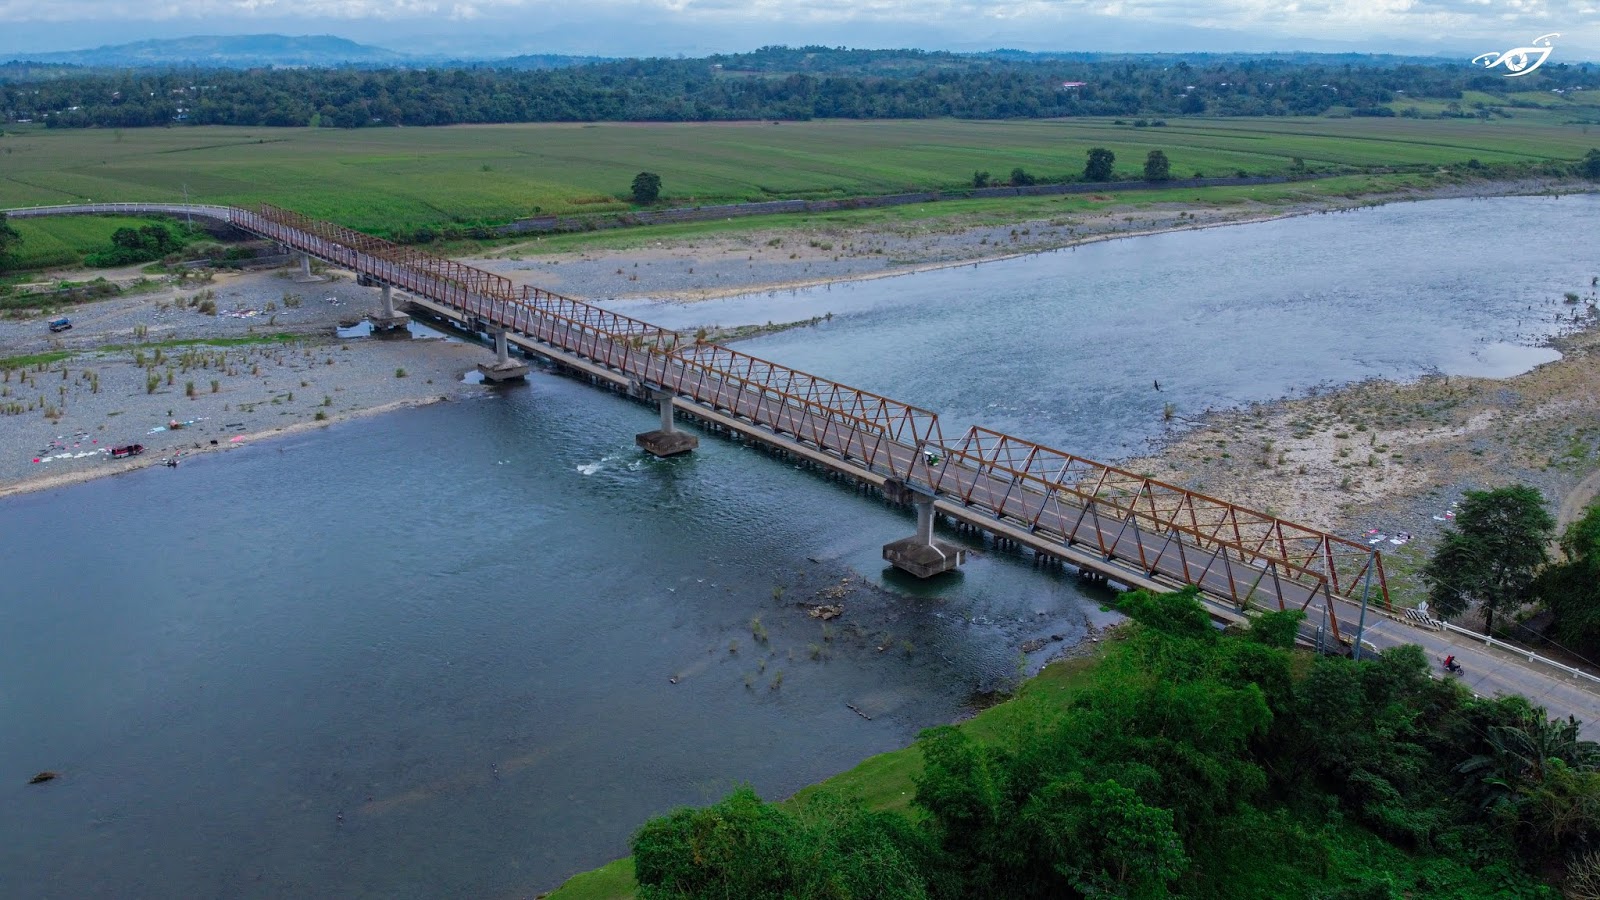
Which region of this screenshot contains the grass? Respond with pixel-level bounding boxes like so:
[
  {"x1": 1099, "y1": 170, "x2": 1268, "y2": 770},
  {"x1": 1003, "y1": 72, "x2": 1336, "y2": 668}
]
[
  {"x1": 544, "y1": 653, "x2": 1103, "y2": 900},
  {"x1": 3, "y1": 215, "x2": 188, "y2": 269},
  {"x1": 2, "y1": 116, "x2": 1595, "y2": 238},
  {"x1": 98, "y1": 333, "x2": 299, "y2": 352},
  {"x1": 0, "y1": 350, "x2": 73, "y2": 369}
]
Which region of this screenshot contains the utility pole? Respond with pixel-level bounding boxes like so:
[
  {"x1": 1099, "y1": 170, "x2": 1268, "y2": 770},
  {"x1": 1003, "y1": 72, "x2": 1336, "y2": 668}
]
[
  {"x1": 1352, "y1": 547, "x2": 1376, "y2": 661},
  {"x1": 182, "y1": 183, "x2": 192, "y2": 229}
]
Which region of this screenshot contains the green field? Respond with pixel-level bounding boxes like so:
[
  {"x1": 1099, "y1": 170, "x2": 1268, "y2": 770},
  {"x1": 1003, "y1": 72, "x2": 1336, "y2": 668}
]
[
  {"x1": 3, "y1": 215, "x2": 183, "y2": 269},
  {"x1": 2, "y1": 116, "x2": 1595, "y2": 236}
]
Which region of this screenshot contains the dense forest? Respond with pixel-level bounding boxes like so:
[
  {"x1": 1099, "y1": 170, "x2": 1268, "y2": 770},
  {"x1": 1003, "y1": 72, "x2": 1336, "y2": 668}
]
[{"x1": 4, "y1": 47, "x2": 1598, "y2": 129}]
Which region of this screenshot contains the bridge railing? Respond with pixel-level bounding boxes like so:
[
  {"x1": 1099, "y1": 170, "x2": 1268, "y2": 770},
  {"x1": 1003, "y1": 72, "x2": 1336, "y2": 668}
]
[
  {"x1": 4, "y1": 202, "x2": 237, "y2": 221},
  {"x1": 670, "y1": 344, "x2": 944, "y2": 449}
]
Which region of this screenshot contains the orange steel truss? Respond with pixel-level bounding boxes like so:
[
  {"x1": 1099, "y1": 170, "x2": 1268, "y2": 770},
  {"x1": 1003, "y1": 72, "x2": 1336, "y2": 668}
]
[
  {"x1": 671, "y1": 344, "x2": 944, "y2": 448},
  {"x1": 227, "y1": 204, "x2": 1389, "y2": 623},
  {"x1": 936, "y1": 427, "x2": 1386, "y2": 611}
]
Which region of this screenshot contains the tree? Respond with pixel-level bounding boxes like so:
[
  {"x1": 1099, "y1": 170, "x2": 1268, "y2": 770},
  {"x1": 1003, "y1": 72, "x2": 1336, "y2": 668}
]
[
  {"x1": 1582, "y1": 148, "x2": 1600, "y2": 181},
  {"x1": 1084, "y1": 147, "x2": 1115, "y2": 182},
  {"x1": 632, "y1": 785, "x2": 805, "y2": 898},
  {"x1": 1540, "y1": 503, "x2": 1600, "y2": 655},
  {"x1": 1423, "y1": 485, "x2": 1554, "y2": 633},
  {"x1": 1009, "y1": 167, "x2": 1035, "y2": 186},
  {"x1": 972, "y1": 170, "x2": 991, "y2": 188},
  {"x1": 631, "y1": 171, "x2": 662, "y2": 204},
  {"x1": 0, "y1": 213, "x2": 20, "y2": 269},
  {"x1": 1143, "y1": 150, "x2": 1171, "y2": 182}
]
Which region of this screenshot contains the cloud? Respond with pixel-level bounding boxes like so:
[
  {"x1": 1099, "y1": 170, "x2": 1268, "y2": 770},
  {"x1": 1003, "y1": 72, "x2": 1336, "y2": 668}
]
[{"x1": 0, "y1": 0, "x2": 1595, "y2": 58}]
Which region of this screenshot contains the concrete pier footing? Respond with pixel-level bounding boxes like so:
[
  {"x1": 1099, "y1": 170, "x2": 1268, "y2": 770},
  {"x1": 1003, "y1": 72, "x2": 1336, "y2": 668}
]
[
  {"x1": 477, "y1": 326, "x2": 531, "y2": 383},
  {"x1": 636, "y1": 388, "x2": 699, "y2": 457},
  {"x1": 881, "y1": 480, "x2": 965, "y2": 577}
]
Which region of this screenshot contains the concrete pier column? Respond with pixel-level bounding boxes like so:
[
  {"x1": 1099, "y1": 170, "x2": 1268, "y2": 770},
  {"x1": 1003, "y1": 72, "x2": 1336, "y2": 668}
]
[
  {"x1": 367, "y1": 283, "x2": 412, "y2": 332},
  {"x1": 292, "y1": 252, "x2": 325, "y2": 283},
  {"x1": 476, "y1": 325, "x2": 531, "y2": 383},
  {"x1": 636, "y1": 388, "x2": 699, "y2": 457},
  {"x1": 881, "y1": 479, "x2": 965, "y2": 578}
]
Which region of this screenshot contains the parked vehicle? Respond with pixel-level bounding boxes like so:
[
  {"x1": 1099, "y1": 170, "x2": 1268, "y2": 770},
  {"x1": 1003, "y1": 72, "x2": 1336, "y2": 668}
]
[
  {"x1": 110, "y1": 444, "x2": 145, "y2": 459},
  {"x1": 48, "y1": 317, "x2": 72, "y2": 333}
]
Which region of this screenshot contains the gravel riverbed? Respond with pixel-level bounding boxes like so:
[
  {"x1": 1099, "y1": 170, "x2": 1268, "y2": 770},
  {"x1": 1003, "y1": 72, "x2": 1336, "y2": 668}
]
[{"x1": 0, "y1": 269, "x2": 493, "y2": 498}]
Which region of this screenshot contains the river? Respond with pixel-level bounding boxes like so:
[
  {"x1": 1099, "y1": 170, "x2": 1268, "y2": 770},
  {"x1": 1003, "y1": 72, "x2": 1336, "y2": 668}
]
[{"x1": 2, "y1": 194, "x2": 1595, "y2": 898}]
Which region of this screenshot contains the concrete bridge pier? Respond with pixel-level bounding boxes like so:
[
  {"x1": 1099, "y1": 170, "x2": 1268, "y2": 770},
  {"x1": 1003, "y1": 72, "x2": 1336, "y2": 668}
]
[
  {"x1": 477, "y1": 326, "x2": 531, "y2": 383},
  {"x1": 881, "y1": 479, "x2": 965, "y2": 578},
  {"x1": 292, "y1": 252, "x2": 324, "y2": 283},
  {"x1": 636, "y1": 389, "x2": 699, "y2": 457},
  {"x1": 368, "y1": 284, "x2": 411, "y2": 332}
]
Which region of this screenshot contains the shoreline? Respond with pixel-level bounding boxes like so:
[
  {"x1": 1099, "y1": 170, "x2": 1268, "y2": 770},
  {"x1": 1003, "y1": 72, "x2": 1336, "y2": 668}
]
[{"x1": 0, "y1": 395, "x2": 448, "y2": 502}]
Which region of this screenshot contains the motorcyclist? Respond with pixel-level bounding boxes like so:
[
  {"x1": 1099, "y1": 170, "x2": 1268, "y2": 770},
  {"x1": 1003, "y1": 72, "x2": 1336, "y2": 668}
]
[{"x1": 1444, "y1": 654, "x2": 1461, "y2": 674}]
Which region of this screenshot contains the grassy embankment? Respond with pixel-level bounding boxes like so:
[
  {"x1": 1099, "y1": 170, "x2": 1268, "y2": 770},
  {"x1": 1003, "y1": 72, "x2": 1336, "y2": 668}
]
[
  {"x1": 2, "y1": 115, "x2": 1596, "y2": 240},
  {"x1": 546, "y1": 654, "x2": 1103, "y2": 900}
]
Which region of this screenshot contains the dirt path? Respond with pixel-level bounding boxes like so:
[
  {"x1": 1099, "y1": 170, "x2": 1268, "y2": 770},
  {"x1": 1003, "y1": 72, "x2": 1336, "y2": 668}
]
[{"x1": 1558, "y1": 467, "x2": 1600, "y2": 530}]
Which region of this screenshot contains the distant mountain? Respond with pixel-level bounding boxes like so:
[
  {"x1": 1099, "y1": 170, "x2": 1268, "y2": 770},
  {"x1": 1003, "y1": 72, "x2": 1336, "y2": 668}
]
[{"x1": 5, "y1": 34, "x2": 406, "y2": 67}]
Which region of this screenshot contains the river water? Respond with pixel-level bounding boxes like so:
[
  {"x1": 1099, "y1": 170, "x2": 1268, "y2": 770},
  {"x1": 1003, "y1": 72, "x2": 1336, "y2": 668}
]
[{"x1": 2, "y1": 194, "x2": 1596, "y2": 898}]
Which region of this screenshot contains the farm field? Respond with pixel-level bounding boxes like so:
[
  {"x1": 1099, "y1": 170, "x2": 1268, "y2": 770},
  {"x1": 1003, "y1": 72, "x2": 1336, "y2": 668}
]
[{"x1": 2, "y1": 116, "x2": 1596, "y2": 236}]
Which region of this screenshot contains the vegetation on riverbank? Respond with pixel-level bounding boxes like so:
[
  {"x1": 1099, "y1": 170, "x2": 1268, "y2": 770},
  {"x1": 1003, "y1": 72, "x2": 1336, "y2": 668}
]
[{"x1": 550, "y1": 585, "x2": 1600, "y2": 899}]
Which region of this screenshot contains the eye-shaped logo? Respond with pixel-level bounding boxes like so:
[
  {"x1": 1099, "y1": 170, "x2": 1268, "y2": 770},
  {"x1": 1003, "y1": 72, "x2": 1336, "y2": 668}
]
[{"x1": 1473, "y1": 33, "x2": 1560, "y2": 76}]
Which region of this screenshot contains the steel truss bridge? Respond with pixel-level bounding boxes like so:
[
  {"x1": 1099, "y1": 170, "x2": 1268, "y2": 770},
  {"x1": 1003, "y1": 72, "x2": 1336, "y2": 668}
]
[{"x1": 9, "y1": 202, "x2": 1389, "y2": 642}]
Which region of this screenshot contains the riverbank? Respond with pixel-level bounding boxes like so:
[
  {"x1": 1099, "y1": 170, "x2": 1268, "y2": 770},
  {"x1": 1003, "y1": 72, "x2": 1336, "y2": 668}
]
[
  {"x1": 465, "y1": 176, "x2": 1598, "y2": 306},
  {"x1": 1123, "y1": 318, "x2": 1600, "y2": 607},
  {"x1": 0, "y1": 269, "x2": 491, "y2": 499}
]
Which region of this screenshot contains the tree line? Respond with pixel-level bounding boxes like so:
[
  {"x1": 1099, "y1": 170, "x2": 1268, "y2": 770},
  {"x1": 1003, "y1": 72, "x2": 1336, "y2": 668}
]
[
  {"x1": 5, "y1": 49, "x2": 1598, "y2": 129},
  {"x1": 631, "y1": 584, "x2": 1600, "y2": 899}
]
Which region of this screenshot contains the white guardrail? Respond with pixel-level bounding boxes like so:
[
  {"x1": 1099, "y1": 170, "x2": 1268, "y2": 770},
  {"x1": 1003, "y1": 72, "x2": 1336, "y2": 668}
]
[
  {"x1": 3, "y1": 203, "x2": 237, "y2": 219},
  {"x1": 1440, "y1": 620, "x2": 1600, "y2": 684},
  {"x1": 1402, "y1": 608, "x2": 1600, "y2": 685}
]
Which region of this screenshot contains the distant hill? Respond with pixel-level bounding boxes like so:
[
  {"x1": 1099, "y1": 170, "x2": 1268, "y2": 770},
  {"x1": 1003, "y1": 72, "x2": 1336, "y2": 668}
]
[
  {"x1": 488, "y1": 53, "x2": 610, "y2": 70},
  {"x1": 5, "y1": 34, "x2": 407, "y2": 67}
]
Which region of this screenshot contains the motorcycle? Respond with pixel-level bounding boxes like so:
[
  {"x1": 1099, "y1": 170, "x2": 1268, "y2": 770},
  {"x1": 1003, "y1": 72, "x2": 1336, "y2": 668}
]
[{"x1": 1443, "y1": 657, "x2": 1464, "y2": 676}]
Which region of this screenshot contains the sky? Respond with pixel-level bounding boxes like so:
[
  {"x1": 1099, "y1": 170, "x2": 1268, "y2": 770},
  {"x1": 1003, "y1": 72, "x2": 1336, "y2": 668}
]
[{"x1": 0, "y1": 0, "x2": 1596, "y2": 61}]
